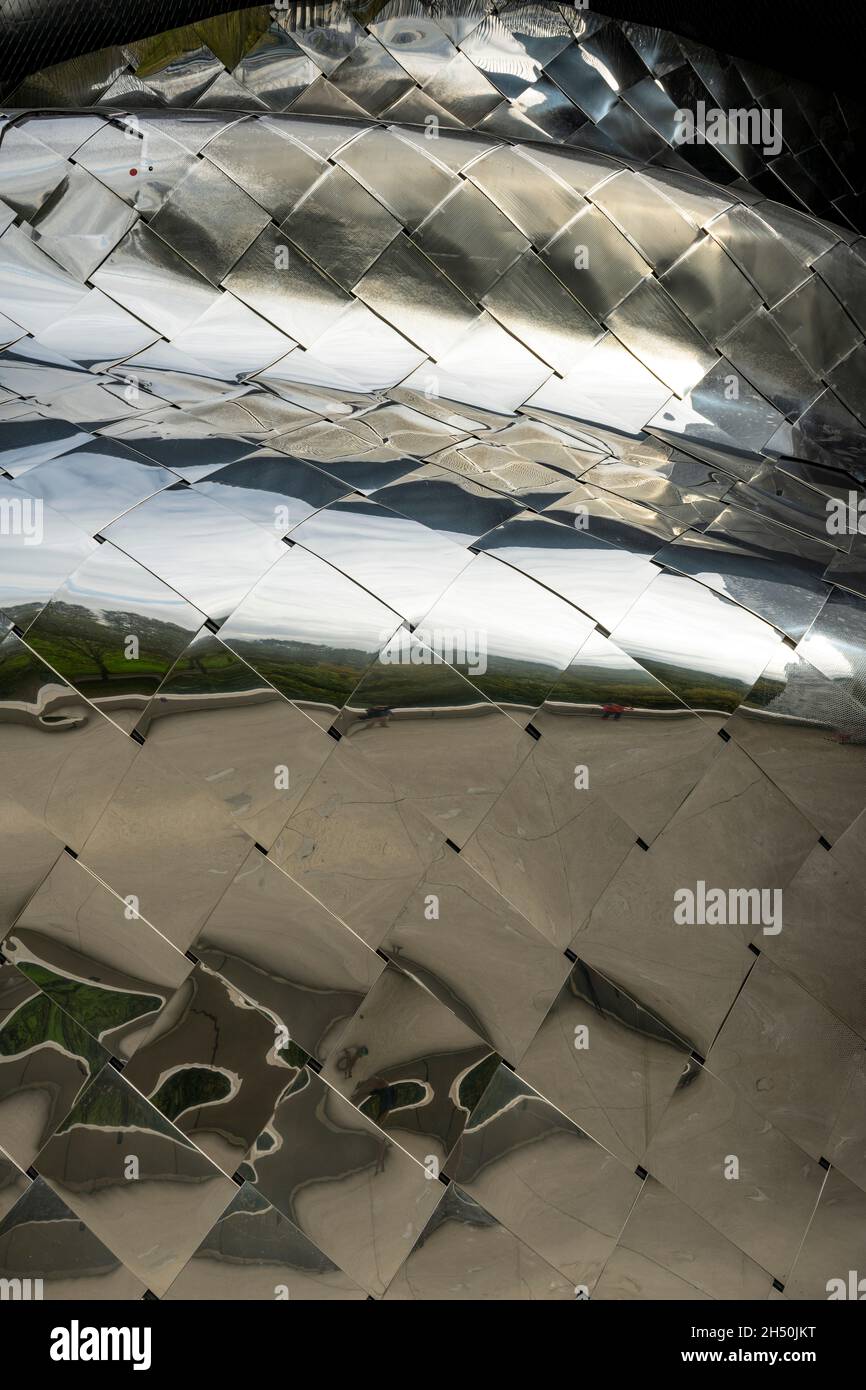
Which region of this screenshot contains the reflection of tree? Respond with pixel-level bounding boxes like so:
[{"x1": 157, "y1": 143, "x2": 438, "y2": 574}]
[
  {"x1": 28, "y1": 601, "x2": 196, "y2": 693},
  {"x1": 56, "y1": 630, "x2": 112, "y2": 683},
  {"x1": 163, "y1": 637, "x2": 257, "y2": 697}
]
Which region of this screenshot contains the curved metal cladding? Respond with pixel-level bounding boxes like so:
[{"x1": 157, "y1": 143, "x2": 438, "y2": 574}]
[{"x1": 0, "y1": 1, "x2": 865, "y2": 1304}]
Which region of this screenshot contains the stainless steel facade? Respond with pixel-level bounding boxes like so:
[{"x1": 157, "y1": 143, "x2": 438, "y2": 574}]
[{"x1": 0, "y1": 2, "x2": 864, "y2": 1302}]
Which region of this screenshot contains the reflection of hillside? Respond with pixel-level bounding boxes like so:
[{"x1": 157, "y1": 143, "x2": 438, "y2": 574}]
[
  {"x1": 618, "y1": 658, "x2": 780, "y2": 714},
  {"x1": 28, "y1": 601, "x2": 195, "y2": 695},
  {"x1": 439, "y1": 653, "x2": 583, "y2": 711},
  {"x1": 350, "y1": 660, "x2": 495, "y2": 712},
  {"x1": 226, "y1": 637, "x2": 384, "y2": 706},
  {"x1": 545, "y1": 658, "x2": 694, "y2": 715}
]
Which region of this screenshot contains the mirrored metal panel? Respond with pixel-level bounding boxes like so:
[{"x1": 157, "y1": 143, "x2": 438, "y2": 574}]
[{"x1": 2, "y1": 0, "x2": 866, "y2": 1305}]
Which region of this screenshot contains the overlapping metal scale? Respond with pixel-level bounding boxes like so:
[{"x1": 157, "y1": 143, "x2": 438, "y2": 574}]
[{"x1": 0, "y1": 1, "x2": 864, "y2": 1301}]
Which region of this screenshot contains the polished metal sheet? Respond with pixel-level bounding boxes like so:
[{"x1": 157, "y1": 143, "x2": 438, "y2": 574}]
[
  {"x1": 34, "y1": 1063, "x2": 237, "y2": 1296},
  {"x1": 2, "y1": 851, "x2": 193, "y2": 1062},
  {"x1": 135, "y1": 629, "x2": 335, "y2": 848},
  {"x1": 643, "y1": 1059, "x2": 826, "y2": 1279},
  {"x1": 23, "y1": 540, "x2": 206, "y2": 730},
  {"x1": 477, "y1": 510, "x2": 660, "y2": 633},
  {"x1": 446, "y1": 1062, "x2": 643, "y2": 1286},
  {"x1": 17, "y1": 438, "x2": 176, "y2": 533},
  {"x1": 482, "y1": 248, "x2": 603, "y2": 375},
  {"x1": 519, "y1": 959, "x2": 689, "y2": 1166},
  {"x1": 242, "y1": 1061, "x2": 443, "y2": 1297},
  {"x1": 416, "y1": 551, "x2": 594, "y2": 712},
  {"x1": 654, "y1": 505, "x2": 833, "y2": 639},
  {"x1": 0, "y1": 1177, "x2": 148, "y2": 1300},
  {"x1": 25, "y1": 164, "x2": 137, "y2": 283},
  {"x1": 0, "y1": 479, "x2": 98, "y2": 628},
  {"x1": 412, "y1": 178, "x2": 529, "y2": 298},
  {"x1": 334, "y1": 631, "x2": 535, "y2": 845},
  {"x1": 91, "y1": 220, "x2": 220, "y2": 337},
  {"x1": 217, "y1": 543, "x2": 403, "y2": 726},
  {"x1": 0, "y1": 961, "x2": 110, "y2": 1169},
  {"x1": 223, "y1": 222, "x2": 351, "y2": 346},
  {"x1": 292, "y1": 493, "x2": 473, "y2": 625},
  {"x1": 204, "y1": 116, "x2": 325, "y2": 222},
  {"x1": 102, "y1": 482, "x2": 286, "y2": 623},
  {"x1": 543, "y1": 202, "x2": 651, "y2": 320},
  {"x1": 163, "y1": 1181, "x2": 367, "y2": 1300},
  {"x1": 148, "y1": 156, "x2": 272, "y2": 283},
  {"x1": 353, "y1": 231, "x2": 480, "y2": 358},
  {"x1": 195, "y1": 845, "x2": 383, "y2": 1060},
  {"x1": 320, "y1": 960, "x2": 496, "y2": 1164},
  {"x1": 280, "y1": 163, "x2": 401, "y2": 290},
  {"x1": 1, "y1": 0, "x2": 865, "y2": 1304}
]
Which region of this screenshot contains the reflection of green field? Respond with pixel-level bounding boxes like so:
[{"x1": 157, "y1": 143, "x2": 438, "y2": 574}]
[
  {"x1": 13, "y1": 616, "x2": 791, "y2": 721},
  {"x1": 549, "y1": 662, "x2": 680, "y2": 711},
  {"x1": 56, "y1": 1067, "x2": 144, "y2": 1131},
  {"x1": 0, "y1": 985, "x2": 106, "y2": 1070},
  {"x1": 161, "y1": 642, "x2": 257, "y2": 697},
  {"x1": 152, "y1": 1067, "x2": 230, "y2": 1122},
  {"x1": 25, "y1": 601, "x2": 196, "y2": 698},
  {"x1": 18, "y1": 962, "x2": 161, "y2": 1042},
  {"x1": 457, "y1": 656, "x2": 584, "y2": 711},
  {"x1": 233, "y1": 643, "x2": 378, "y2": 707},
  {"x1": 23, "y1": 634, "x2": 168, "y2": 691},
  {"x1": 353, "y1": 656, "x2": 484, "y2": 709},
  {"x1": 543, "y1": 659, "x2": 728, "y2": 712},
  {"x1": 613, "y1": 661, "x2": 786, "y2": 715}
]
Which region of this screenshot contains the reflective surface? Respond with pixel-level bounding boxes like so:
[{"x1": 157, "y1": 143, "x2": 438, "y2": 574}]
[{"x1": 1, "y1": 0, "x2": 865, "y2": 1303}]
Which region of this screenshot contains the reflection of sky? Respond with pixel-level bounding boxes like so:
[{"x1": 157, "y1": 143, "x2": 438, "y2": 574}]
[
  {"x1": 423, "y1": 554, "x2": 593, "y2": 668},
  {"x1": 104, "y1": 490, "x2": 284, "y2": 618},
  {"x1": 222, "y1": 546, "x2": 401, "y2": 652},
  {"x1": 798, "y1": 630, "x2": 854, "y2": 681},
  {"x1": 296, "y1": 501, "x2": 458, "y2": 595},
  {"x1": 613, "y1": 572, "x2": 782, "y2": 684},
  {"x1": 482, "y1": 520, "x2": 657, "y2": 631},
  {"x1": 65, "y1": 545, "x2": 201, "y2": 625}
]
